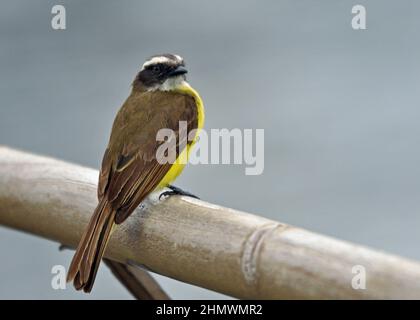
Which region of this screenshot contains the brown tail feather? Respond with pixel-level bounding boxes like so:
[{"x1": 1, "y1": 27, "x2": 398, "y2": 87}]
[
  {"x1": 67, "y1": 199, "x2": 106, "y2": 281},
  {"x1": 67, "y1": 198, "x2": 116, "y2": 292}
]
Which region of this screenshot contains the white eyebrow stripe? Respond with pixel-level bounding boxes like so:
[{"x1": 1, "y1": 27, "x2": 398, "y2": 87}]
[{"x1": 142, "y1": 56, "x2": 172, "y2": 69}]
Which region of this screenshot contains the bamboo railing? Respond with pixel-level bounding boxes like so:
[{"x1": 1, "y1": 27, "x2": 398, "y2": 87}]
[{"x1": 0, "y1": 146, "x2": 420, "y2": 299}]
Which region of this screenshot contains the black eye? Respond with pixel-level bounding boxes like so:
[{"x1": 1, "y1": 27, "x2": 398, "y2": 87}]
[{"x1": 151, "y1": 65, "x2": 161, "y2": 73}]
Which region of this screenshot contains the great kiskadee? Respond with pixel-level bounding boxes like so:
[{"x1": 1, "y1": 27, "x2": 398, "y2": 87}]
[{"x1": 67, "y1": 54, "x2": 204, "y2": 292}]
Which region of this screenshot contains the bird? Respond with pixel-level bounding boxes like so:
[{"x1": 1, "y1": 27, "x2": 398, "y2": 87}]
[{"x1": 66, "y1": 53, "x2": 205, "y2": 292}]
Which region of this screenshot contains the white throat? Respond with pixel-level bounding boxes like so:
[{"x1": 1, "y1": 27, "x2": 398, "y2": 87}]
[{"x1": 148, "y1": 75, "x2": 189, "y2": 92}]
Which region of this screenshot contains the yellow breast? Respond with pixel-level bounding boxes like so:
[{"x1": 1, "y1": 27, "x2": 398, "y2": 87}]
[{"x1": 157, "y1": 83, "x2": 204, "y2": 189}]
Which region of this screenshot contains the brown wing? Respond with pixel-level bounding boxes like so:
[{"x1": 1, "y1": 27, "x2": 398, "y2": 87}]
[{"x1": 97, "y1": 90, "x2": 198, "y2": 224}]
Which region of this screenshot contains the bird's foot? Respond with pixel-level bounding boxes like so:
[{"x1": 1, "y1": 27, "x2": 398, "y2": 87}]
[{"x1": 159, "y1": 185, "x2": 200, "y2": 200}]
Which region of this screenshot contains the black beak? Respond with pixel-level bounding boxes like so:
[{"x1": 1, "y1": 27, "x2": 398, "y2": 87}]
[{"x1": 168, "y1": 66, "x2": 188, "y2": 77}]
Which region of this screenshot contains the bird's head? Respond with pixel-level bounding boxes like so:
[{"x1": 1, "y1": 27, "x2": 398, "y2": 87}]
[{"x1": 134, "y1": 54, "x2": 188, "y2": 91}]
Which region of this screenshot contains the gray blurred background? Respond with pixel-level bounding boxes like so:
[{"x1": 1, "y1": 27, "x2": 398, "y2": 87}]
[{"x1": 1, "y1": 0, "x2": 419, "y2": 299}]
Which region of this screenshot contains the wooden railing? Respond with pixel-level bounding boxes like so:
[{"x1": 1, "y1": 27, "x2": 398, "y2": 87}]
[{"x1": 1, "y1": 146, "x2": 420, "y2": 299}]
